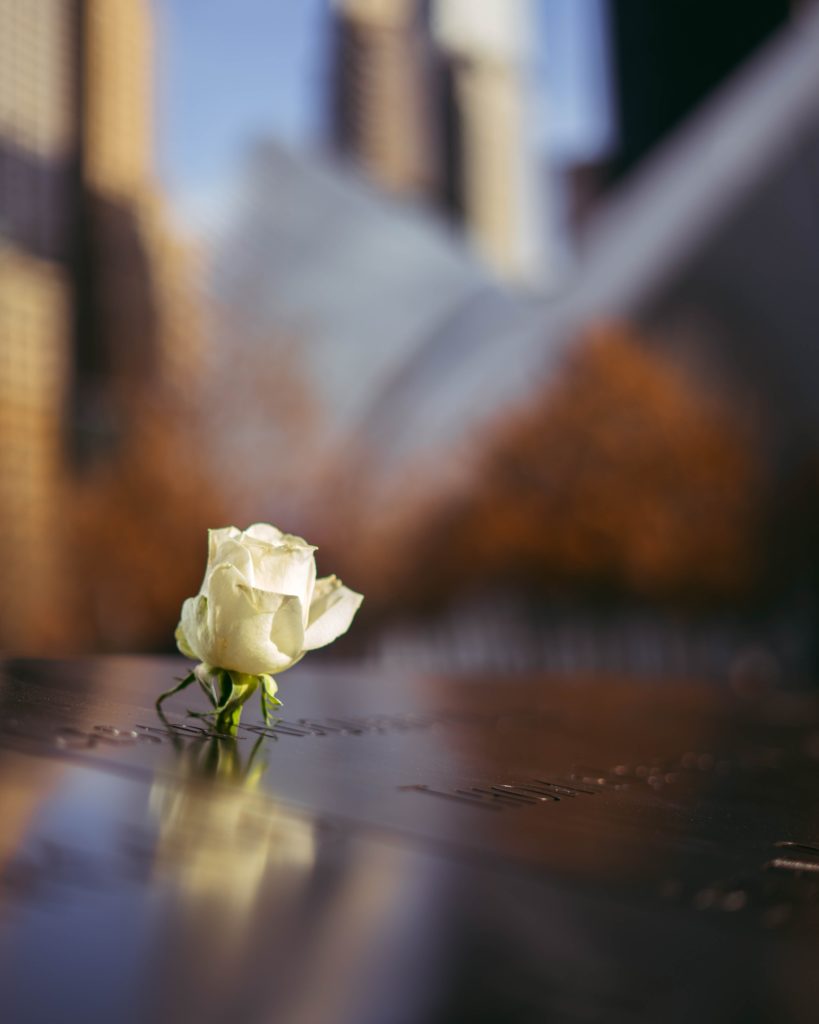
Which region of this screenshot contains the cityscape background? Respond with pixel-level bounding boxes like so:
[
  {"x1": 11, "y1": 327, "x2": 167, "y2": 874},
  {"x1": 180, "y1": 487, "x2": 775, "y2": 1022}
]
[{"x1": 2, "y1": 0, "x2": 819, "y2": 686}]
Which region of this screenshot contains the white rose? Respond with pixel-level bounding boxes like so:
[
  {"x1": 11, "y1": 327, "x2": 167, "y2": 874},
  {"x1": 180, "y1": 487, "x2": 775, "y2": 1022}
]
[{"x1": 175, "y1": 523, "x2": 363, "y2": 677}]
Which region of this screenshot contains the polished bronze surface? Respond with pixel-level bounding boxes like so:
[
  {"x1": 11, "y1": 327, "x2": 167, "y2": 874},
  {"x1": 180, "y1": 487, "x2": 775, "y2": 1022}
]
[{"x1": 0, "y1": 657, "x2": 817, "y2": 1022}]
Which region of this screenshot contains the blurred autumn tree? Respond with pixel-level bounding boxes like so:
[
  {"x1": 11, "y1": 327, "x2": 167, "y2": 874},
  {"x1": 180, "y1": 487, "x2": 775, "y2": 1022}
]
[
  {"x1": 69, "y1": 384, "x2": 230, "y2": 651},
  {"x1": 67, "y1": 321, "x2": 329, "y2": 653},
  {"x1": 373, "y1": 322, "x2": 769, "y2": 611},
  {"x1": 63, "y1": 318, "x2": 784, "y2": 652}
]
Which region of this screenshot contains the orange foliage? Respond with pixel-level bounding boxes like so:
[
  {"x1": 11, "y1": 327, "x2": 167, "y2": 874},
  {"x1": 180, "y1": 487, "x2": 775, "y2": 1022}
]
[
  {"x1": 66, "y1": 331, "x2": 331, "y2": 653},
  {"x1": 69, "y1": 386, "x2": 231, "y2": 652},
  {"x1": 395, "y1": 323, "x2": 767, "y2": 606},
  {"x1": 62, "y1": 320, "x2": 771, "y2": 650}
]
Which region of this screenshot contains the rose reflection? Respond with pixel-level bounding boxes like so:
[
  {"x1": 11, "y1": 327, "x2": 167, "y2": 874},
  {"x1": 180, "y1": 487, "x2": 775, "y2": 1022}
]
[
  {"x1": 149, "y1": 734, "x2": 315, "y2": 929},
  {"x1": 145, "y1": 732, "x2": 450, "y2": 1023}
]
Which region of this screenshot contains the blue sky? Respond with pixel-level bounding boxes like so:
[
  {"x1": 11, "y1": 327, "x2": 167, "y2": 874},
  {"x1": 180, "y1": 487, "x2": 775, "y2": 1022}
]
[{"x1": 152, "y1": 0, "x2": 614, "y2": 232}]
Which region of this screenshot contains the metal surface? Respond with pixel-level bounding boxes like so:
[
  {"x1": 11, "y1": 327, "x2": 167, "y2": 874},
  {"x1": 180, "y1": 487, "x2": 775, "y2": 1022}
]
[{"x1": 0, "y1": 657, "x2": 818, "y2": 1022}]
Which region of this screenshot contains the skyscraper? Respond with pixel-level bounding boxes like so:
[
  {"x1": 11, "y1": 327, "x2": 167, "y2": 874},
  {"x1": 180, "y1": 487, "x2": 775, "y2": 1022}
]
[
  {"x1": 0, "y1": 0, "x2": 198, "y2": 651},
  {"x1": 331, "y1": 0, "x2": 441, "y2": 198},
  {"x1": 0, "y1": 0, "x2": 75, "y2": 648},
  {"x1": 331, "y1": 0, "x2": 544, "y2": 283},
  {"x1": 0, "y1": 0, "x2": 73, "y2": 260},
  {"x1": 432, "y1": 0, "x2": 544, "y2": 283},
  {"x1": 83, "y1": 0, "x2": 153, "y2": 200}
]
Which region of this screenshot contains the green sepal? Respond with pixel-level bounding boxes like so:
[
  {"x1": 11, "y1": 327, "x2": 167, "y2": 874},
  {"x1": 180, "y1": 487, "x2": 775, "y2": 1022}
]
[
  {"x1": 156, "y1": 671, "x2": 196, "y2": 712},
  {"x1": 258, "y1": 674, "x2": 282, "y2": 725},
  {"x1": 158, "y1": 664, "x2": 283, "y2": 731},
  {"x1": 194, "y1": 663, "x2": 221, "y2": 707}
]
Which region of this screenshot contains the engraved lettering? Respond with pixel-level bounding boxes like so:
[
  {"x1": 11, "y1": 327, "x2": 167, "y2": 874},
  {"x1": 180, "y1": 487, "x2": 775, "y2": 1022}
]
[
  {"x1": 399, "y1": 775, "x2": 599, "y2": 812},
  {"x1": 398, "y1": 784, "x2": 502, "y2": 811}
]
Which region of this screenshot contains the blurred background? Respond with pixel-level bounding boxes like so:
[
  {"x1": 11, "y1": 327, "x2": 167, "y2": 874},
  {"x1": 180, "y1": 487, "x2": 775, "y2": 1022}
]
[{"x1": 2, "y1": 0, "x2": 819, "y2": 684}]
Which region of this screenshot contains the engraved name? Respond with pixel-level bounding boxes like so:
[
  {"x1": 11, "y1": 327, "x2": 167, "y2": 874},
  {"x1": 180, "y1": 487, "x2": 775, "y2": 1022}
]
[{"x1": 399, "y1": 778, "x2": 598, "y2": 812}]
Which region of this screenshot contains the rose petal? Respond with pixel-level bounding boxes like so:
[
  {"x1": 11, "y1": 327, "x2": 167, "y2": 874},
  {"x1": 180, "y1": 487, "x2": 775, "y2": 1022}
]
[
  {"x1": 207, "y1": 526, "x2": 241, "y2": 567},
  {"x1": 244, "y1": 523, "x2": 285, "y2": 545},
  {"x1": 204, "y1": 563, "x2": 304, "y2": 674},
  {"x1": 174, "y1": 613, "x2": 198, "y2": 660},
  {"x1": 208, "y1": 538, "x2": 257, "y2": 587},
  {"x1": 304, "y1": 575, "x2": 363, "y2": 651},
  {"x1": 180, "y1": 594, "x2": 209, "y2": 662},
  {"x1": 267, "y1": 591, "x2": 306, "y2": 662},
  {"x1": 239, "y1": 536, "x2": 317, "y2": 613}
]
